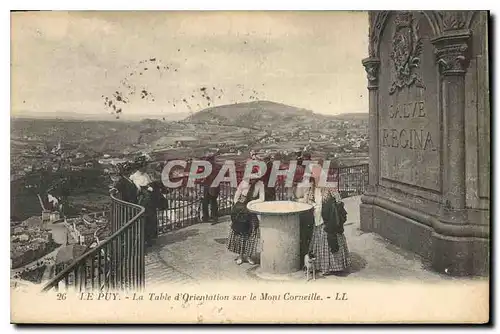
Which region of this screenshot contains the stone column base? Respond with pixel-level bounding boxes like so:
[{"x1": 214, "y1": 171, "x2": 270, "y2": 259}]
[
  {"x1": 360, "y1": 201, "x2": 489, "y2": 277},
  {"x1": 432, "y1": 232, "x2": 489, "y2": 276}
]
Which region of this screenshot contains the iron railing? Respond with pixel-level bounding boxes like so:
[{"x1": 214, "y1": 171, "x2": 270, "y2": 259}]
[
  {"x1": 41, "y1": 194, "x2": 145, "y2": 292},
  {"x1": 156, "y1": 164, "x2": 369, "y2": 234},
  {"x1": 336, "y1": 164, "x2": 369, "y2": 198},
  {"x1": 40, "y1": 163, "x2": 368, "y2": 291}
]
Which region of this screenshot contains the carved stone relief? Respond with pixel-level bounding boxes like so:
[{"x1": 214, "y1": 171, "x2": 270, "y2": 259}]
[
  {"x1": 439, "y1": 11, "x2": 468, "y2": 31},
  {"x1": 362, "y1": 58, "x2": 380, "y2": 89},
  {"x1": 432, "y1": 29, "x2": 471, "y2": 76},
  {"x1": 369, "y1": 11, "x2": 389, "y2": 58},
  {"x1": 435, "y1": 43, "x2": 469, "y2": 75},
  {"x1": 389, "y1": 12, "x2": 425, "y2": 95}
]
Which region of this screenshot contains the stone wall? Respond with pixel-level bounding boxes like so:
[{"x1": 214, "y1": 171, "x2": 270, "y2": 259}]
[{"x1": 360, "y1": 11, "x2": 490, "y2": 276}]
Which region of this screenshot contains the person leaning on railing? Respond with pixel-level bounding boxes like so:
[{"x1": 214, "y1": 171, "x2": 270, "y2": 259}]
[
  {"x1": 261, "y1": 156, "x2": 276, "y2": 201},
  {"x1": 201, "y1": 154, "x2": 221, "y2": 225},
  {"x1": 110, "y1": 162, "x2": 138, "y2": 204},
  {"x1": 129, "y1": 156, "x2": 158, "y2": 248}
]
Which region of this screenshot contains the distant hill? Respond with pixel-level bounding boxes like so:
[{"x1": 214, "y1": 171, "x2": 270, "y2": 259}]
[
  {"x1": 330, "y1": 113, "x2": 369, "y2": 121},
  {"x1": 185, "y1": 101, "x2": 312, "y2": 126},
  {"x1": 11, "y1": 110, "x2": 189, "y2": 122},
  {"x1": 11, "y1": 101, "x2": 368, "y2": 161},
  {"x1": 184, "y1": 100, "x2": 367, "y2": 129},
  {"x1": 11, "y1": 103, "x2": 366, "y2": 124}
]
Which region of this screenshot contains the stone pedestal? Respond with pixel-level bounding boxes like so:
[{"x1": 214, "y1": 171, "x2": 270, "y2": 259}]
[
  {"x1": 361, "y1": 11, "x2": 490, "y2": 277},
  {"x1": 247, "y1": 201, "x2": 312, "y2": 278}
]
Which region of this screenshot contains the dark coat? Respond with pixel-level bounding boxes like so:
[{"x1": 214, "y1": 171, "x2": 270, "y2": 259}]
[
  {"x1": 321, "y1": 194, "x2": 347, "y2": 253},
  {"x1": 261, "y1": 161, "x2": 276, "y2": 201},
  {"x1": 137, "y1": 185, "x2": 159, "y2": 242},
  {"x1": 230, "y1": 182, "x2": 257, "y2": 235},
  {"x1": 115, "y1": 177, "x2": 138, "y2": 204},
  {"x1": 203, "y1": 164, "x2": 221, "y2": 197}
]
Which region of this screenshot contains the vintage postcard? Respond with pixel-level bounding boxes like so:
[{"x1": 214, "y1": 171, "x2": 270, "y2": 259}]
[{"x1": 10, "y1": 10, "x2": 490, "y2": 324}]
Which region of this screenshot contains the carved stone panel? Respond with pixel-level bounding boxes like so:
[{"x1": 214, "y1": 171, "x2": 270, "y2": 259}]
[
  {"x1": 438, "y1": 11, "x2": 471, "y2": 32},
  {"x1": 389, "y1": 12, "x2": 426, "y2": 95},
  {"x1": 378, "y1": 12, "x2": 441, "y2": 193}
]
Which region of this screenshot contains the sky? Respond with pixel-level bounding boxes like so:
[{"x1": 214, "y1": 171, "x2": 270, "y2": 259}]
[{"x1": 11, "y1": 11, "x2": 369, "y2": 119}]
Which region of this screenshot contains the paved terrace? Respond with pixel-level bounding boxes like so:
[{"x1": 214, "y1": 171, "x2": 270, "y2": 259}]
[{"x1": 145, "y1": 196, "x2": 478, "y2": 285}]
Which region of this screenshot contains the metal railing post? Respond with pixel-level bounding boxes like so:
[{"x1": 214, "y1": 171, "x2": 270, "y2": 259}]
[{"x1": 41, "y1": 194, "x2": 145, "y2": 293}]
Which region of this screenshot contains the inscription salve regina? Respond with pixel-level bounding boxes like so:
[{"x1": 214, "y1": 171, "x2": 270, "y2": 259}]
[{"x1": 381, "y1": 100, "x2": 436, "y2": 151}]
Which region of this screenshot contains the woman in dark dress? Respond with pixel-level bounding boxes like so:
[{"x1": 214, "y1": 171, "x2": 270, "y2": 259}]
[
  {"x1": 129, "y1": 159, "x2": 158, "y2": 247},
  {"x1": 261, "y1": 157, "x2": 276, "y2": 201},
  {"x1": 111, "y1": 162, "x2": 138, "y2": 204},
  {"x1": 227, "y1": 172, "x2": 265, "y2": 265},
  {"x1": 302, "y1": 164, "x2": 350, "y2": 275}
]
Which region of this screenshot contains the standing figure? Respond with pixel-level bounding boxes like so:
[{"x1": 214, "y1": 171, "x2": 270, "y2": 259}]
[
  {"x1": 302, "y1": 152, "x2": 312, "y2": 163},
  {"x1": 129, "y1": 158, "x2": 157, "y2": 247},
  {"x1": 227, "y1": 172, "x2": 265, "y2": 265},
  {"x1": 261, "y1": 157, "x2": 276, "y2": 201},
  {"x1": 293, "y1": 175, "x2": 315, "y2": 268},
  {"x1": 111, "y1": 162, "x2": 138, "y2": 204},
  {"x1": 201, "y1": 154, "x2": 221, "y2": 225},
  {"x1": 302, "y1": 165, "x2": 350, "y2": 275}
]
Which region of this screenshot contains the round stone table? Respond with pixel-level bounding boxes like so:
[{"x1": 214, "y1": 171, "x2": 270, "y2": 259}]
[{"x1": 247, "y1": 201, "x2": 313, "y2": 279}]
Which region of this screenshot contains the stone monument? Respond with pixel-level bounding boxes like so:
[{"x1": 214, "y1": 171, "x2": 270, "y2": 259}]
[
  {"x1": 247, "y1": 201, "x2": 312, "y2": 278},
  {"x1": 360, "y1": 11, "x2": 489, "y2": 276}
]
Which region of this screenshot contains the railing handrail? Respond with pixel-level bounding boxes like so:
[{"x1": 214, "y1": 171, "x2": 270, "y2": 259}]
[
  {"x1": 337, "y1": 163, "x2": 369, "y2": 169},
  {"x1": 161, "y1": 198, "x2": 203, "y2": 209},
  {"x1": 40, "y1": 163, "x2": 368, "y2": 291},
  {"x1": 41, "y1": 194, "x2": 145, "y2": 292},
  {"x1": 170, "y1": 164, "x2": 368, "y2": 183}
]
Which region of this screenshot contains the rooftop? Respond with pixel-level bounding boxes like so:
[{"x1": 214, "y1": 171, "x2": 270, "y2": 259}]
[{"x1": 21, "y1": 216, "x2": 43, "y2": 227}]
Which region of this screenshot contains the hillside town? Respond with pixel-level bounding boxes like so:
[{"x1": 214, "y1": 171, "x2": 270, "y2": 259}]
[
  {"x1": 10, "y1": 216, "x2": 57, "y2": 269},
  {"x1": 10, "y1": 11, "x2": 491, "y2": 325},
  {"x1": 10, "y1": 103, "x2": 369, "y2": 287},
  {"x1": 10, "y1": 194, "x2": 111, "y2": 285}
]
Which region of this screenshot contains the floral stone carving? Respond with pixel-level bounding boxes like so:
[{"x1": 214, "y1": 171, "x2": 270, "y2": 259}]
[{"x1": 389, "y1": 12, "x2": 426, "y2": 95}]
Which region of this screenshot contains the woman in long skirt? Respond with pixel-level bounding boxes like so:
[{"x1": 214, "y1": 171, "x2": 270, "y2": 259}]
[
  {"x1": 130, "y1": 159, "x2": 158, "y2": 247},
  {"x1": 292, "y1": 178, "x2": 315, "y2": 268},
  {"x1": 227, "y1": 176, "x2": 265, "y2": 265},
  {"x1": 302, "y1": 165, "x2": 351, "y2": 275}
]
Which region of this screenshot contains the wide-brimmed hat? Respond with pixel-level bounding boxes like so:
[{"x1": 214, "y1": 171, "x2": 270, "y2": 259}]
[
  {"x1": 134, "y1": 155, "x2": 148, "y2": 167},
  {"x1": 204, "y1": 154, "x2": 216, "y2": 162},
  {"x1": 117, "y1": 161, "x2": 134, "y2": 173}
]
